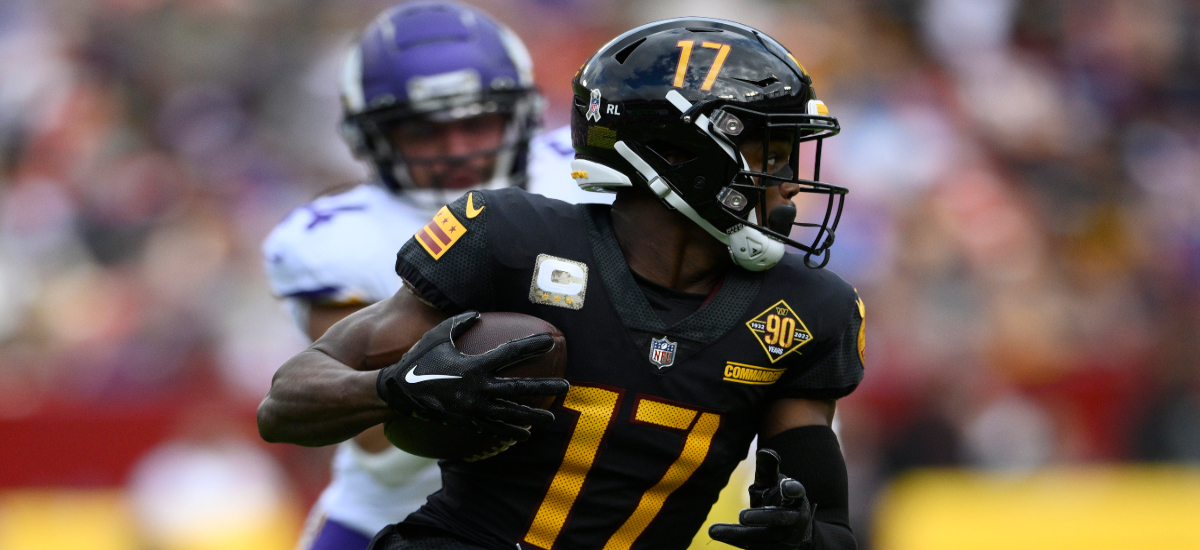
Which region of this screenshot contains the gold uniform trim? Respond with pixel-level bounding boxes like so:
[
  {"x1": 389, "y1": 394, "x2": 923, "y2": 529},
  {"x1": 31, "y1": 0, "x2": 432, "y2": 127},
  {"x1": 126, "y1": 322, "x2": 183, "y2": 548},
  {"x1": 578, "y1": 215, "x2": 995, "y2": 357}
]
[
  {"x1": 856, "y1": 295, "x2": 866, "y2": 365},
  {"x1": 745, "y1": 300, "x2": 814, "y2": 363},
  {"x1": 465, "y1": 192, "x2": 485, "y2": 218},
  {"x1": 415, "y1": 206, "x2": 467, "y2": 260},
  {"x1": 524, "y1": 386, "x2": 620, "y2": 550},
  {"x1": 723, "y1": 362, "x2": 786, "y2": 385},
  {"x1": 603, "y1": 403, "x2": 720, "y2": 550}
]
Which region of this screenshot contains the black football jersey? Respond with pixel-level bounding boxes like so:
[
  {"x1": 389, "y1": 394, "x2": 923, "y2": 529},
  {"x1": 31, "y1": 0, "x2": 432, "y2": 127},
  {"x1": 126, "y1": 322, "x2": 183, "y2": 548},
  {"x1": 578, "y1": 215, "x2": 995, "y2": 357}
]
[{"x1": 395, "y1": 188, "x2": 864, "y2": 550}]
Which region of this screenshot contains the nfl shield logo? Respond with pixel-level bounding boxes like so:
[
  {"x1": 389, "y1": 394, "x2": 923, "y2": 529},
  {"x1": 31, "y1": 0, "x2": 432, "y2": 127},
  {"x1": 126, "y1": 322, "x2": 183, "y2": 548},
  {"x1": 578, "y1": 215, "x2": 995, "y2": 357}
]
[
  {"x1": 649, "y1": 336, "x2": 677, "y2": 369},
  {"x1": 586, "y1": 88, "x2": 603, "y2": 122}
]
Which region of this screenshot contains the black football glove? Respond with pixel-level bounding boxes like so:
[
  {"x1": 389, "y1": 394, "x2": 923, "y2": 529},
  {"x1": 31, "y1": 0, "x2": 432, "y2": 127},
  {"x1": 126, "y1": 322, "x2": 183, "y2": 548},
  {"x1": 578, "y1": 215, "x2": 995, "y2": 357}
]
[
  {"x1": 709, "y1": 449, "x2": 815, "y2": 550},
  {"x1": 376, "y1": 311, "x2": 570, "y2": 441}
]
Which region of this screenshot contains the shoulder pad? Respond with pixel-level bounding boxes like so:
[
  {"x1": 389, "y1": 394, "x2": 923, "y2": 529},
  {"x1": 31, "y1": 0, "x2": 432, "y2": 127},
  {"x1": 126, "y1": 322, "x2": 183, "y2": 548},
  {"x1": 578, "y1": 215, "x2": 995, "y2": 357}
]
[{"x1": 262, "y1": 185, "x2": 421, "y2": 303}]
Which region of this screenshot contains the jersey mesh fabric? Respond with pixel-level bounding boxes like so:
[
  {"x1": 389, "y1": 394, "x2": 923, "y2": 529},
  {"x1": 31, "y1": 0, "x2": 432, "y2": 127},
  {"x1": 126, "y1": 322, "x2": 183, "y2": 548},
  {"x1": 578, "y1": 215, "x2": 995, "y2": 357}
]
[
  {"x1": 581, "y1": 204, "x2": 662, "y2": 332},
  {"x1": 266, "y1": 127, "x2": 610, "y2": 549},
  {"x1": 395, "y1": 193, "x2": 493, "y2": 314},
  {"x1": 537, "y1": 389, "x2": 619, "y2": 535},
  {"x1": 670, "y1": 268, "x2": 758, "y2": 343},
  {"x1": 629, "y1": 270, "x2": 706, "y2": 327},
  {"x1": 772, "y1": 303, "x2": 863, "y2": 400},
  {"x1": 580, "y1": 204, "x2": 761, "y2": 342}
]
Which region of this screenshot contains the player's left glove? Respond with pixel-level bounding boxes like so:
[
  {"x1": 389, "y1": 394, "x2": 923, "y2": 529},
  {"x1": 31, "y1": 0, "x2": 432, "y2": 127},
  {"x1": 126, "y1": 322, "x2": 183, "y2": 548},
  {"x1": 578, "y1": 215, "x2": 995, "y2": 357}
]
[{"x1": 709, "y1": 449, "x2": 815, "y2": 550}]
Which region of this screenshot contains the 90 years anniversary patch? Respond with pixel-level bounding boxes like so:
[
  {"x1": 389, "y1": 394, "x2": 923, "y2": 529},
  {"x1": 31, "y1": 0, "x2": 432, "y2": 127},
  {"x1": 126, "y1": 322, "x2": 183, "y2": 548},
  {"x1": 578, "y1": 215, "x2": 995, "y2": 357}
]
[{"x1": 746, "y1": 300, "x2": 813, "y2": 363}]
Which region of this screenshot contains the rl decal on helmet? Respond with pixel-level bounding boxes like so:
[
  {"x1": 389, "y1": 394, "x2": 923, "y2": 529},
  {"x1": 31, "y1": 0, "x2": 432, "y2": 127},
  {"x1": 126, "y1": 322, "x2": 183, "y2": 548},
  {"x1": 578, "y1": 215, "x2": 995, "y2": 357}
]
[
  {"x1": 746, "y1": 300, "x2": 813, "y2": 363},
  {"x1": 568, "y1": 18, "x2": 847, "y2": 270}
]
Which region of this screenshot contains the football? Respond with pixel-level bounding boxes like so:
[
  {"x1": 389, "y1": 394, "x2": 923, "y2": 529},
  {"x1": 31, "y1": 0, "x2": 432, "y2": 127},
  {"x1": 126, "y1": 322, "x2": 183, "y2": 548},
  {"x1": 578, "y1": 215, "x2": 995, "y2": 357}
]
[{"x1": 383, "y1": 312, "x2": 567, "y2": 461}]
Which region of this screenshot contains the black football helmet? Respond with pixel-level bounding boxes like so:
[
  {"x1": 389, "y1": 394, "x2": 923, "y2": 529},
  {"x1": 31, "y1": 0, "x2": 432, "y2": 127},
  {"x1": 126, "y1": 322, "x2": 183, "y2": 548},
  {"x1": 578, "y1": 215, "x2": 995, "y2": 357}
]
[{"x1": 570, "y1": 18, "x2": 845, "y2": 270}]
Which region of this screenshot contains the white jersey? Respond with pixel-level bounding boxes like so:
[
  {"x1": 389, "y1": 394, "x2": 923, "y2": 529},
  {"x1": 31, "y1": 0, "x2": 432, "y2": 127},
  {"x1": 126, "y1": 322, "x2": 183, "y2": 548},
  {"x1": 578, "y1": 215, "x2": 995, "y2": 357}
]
[
  {"x1": 262, "y1": 126, "x2": 608, "y2": 537},
  {"x1": 264, "y1": 126, "x2": 606, "y2": 313},
  {"x1": 526, "y1": 126, "x2": 607, "y2": 204}
]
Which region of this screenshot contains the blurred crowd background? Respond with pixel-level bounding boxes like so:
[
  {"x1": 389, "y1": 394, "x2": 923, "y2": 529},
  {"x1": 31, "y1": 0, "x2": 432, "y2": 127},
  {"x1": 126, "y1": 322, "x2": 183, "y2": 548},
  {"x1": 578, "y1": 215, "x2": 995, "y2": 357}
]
[{"x1": 1, "y1": 0, "x2": 1199, "y2": 549}]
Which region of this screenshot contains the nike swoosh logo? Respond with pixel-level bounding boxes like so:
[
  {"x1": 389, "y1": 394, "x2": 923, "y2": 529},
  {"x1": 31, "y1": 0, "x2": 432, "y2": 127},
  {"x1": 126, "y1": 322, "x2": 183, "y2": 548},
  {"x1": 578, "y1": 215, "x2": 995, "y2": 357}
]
[
  {"x1": 404, "y1": 368, "x2": 462, "y2": 384},
  {"x1": 466, "y1": 193, "x2": 484, "y2": 218}
]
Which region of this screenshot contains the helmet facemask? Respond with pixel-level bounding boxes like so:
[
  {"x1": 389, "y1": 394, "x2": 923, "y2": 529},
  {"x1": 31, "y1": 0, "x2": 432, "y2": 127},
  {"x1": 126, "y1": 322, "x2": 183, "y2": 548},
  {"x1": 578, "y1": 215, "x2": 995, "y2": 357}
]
[
  {"x1": 706, "y1": 103, "x2": 845, "y2": 268},
  {"x1": 345, "y1": 89, "x2": 540, "y2": 212}
]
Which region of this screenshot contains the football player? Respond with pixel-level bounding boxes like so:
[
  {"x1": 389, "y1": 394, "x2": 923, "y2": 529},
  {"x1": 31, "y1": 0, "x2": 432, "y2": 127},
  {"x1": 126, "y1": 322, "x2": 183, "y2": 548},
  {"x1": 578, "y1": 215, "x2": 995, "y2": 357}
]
[
  {"x1": 259, "y1": 17, "x2": 863, "y2": 550},
  {"x1": 262, "y1": 3, "x2": 604, "y2": 550}
]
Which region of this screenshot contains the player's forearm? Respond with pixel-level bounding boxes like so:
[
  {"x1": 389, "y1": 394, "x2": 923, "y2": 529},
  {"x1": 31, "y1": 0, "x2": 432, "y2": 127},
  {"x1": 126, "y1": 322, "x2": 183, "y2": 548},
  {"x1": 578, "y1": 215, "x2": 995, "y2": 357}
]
[
  {"x1": 257, "y1": 349, "x2": 394, "y2": 446},
  {"x1": 808, "y1": 520, "x2": 856, "y2": 550},
  {"x1": 767, "y1": 425, "x2": 856, "y2": 550}
]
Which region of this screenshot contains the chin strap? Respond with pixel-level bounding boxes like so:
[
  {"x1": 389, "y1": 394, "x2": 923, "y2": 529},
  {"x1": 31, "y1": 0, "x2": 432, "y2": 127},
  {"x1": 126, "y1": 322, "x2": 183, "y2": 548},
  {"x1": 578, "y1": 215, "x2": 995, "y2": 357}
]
[{"x1": 613, "y1": 140, "x2": 784, "y2": 271}]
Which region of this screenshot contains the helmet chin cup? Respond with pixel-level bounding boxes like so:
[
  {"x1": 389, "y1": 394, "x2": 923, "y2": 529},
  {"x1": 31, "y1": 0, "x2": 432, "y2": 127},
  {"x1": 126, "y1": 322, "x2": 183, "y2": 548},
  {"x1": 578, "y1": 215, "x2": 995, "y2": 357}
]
[{"x1": 727, "y1": 225, "x2": 784, "y2": 271}]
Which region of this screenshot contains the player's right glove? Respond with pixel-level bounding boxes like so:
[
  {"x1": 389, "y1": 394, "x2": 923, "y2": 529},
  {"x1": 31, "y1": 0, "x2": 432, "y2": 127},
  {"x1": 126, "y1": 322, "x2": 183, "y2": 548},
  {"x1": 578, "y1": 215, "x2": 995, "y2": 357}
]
[
  {"x1": 709, "y1": 449, "x2": 815, "y2": 550},
  {"x1": 376, "y1": 311, "x2": 570, "y2": 441}
]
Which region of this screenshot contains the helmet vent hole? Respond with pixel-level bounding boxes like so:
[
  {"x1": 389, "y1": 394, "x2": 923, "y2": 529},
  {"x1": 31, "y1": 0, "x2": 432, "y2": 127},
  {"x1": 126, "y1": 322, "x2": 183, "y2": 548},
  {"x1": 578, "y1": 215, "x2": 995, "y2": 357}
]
[
  {"x1": 733, "y1": 76, "x2": 780, "y2": 88},
  {"x1": 613, "y1": 38, "x2": 647, "y2": 64}
]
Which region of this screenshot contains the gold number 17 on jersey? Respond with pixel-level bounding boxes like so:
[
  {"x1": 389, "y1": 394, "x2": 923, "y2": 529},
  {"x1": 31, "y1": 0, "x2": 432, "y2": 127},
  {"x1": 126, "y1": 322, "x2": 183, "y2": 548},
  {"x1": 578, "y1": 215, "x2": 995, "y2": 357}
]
[
  {"x1": 524, "y1": 385, "x2": 721, "y2": 550},
  {"x1": 673, "y1": 40, "x2": 731, "y2": 91}
]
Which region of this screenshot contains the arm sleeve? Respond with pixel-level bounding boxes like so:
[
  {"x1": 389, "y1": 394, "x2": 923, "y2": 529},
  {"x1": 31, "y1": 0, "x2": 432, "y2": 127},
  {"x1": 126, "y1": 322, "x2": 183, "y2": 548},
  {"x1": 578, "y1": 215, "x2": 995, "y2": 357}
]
[
  {"x1": 393, "y1": 192, "x2": 495, "y2": 314},
  {"x1": 760, "y1": 426, "x2": 857, "y2": 550},
  {"x1": 770, "y1": 293, "x2": 865, "y2": 401}
]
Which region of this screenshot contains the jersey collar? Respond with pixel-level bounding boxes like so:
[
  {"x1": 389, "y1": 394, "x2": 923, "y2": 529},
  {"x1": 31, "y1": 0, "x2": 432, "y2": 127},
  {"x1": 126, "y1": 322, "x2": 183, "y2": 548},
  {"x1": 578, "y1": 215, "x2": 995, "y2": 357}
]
[{"x1": 580, "y1": 204, "x2": 761, "y2": 344}]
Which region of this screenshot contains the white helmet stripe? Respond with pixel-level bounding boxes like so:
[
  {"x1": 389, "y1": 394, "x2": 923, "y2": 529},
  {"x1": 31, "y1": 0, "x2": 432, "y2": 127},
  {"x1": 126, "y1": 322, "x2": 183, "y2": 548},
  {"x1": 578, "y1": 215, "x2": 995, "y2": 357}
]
[
  {"x1": 664, "y1": 90, "x2": 739, "y2": 163},
  {"x1": 340, "y1": 45, "x2": 366, "y2": 113},
  {"x1": 614, "y1": 141, "x2": 728, "y2": 243},
  {"x1": 496, "y1": 24, "x2": 535, "y2": 86}
]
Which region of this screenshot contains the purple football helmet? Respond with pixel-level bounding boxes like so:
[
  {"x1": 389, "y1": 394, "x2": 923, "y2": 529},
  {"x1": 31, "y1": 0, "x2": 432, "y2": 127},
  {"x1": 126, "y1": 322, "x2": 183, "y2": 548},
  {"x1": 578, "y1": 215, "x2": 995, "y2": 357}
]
[{"x1": 339, "y1": 1, "x2": 541, "y2": 204}]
